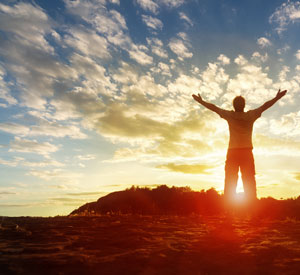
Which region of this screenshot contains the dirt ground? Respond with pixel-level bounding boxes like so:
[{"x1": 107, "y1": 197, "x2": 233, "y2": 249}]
[{"x1": 1, "y1": 215, "x2": 300, "y2": 274}]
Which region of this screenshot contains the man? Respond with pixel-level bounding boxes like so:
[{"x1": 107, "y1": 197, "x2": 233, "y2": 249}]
[{"x1": 192, "y1": 89, "x2": 287, "y2": 203}]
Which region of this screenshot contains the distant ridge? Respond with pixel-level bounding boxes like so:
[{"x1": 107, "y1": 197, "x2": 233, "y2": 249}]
[{"x1": 70, "y1": 185, "x2": 300, "y2": 219}]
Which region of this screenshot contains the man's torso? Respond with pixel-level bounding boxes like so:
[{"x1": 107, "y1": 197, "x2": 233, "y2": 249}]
[{"x1": 216, "y1": 109, "x2": 262, "y2": 149}]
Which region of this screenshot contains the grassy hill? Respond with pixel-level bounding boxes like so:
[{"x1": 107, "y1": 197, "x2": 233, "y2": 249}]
[{"x1": 70, "y1": 185, "x2": 300, "y2": 219}]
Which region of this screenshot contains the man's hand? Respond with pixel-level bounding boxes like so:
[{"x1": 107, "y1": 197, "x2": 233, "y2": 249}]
[
  {"x1": 276, "y1": 89, "x2": 287, "y2": 99},
  {"x1": 192, "y1": 93, "x2": 222, "y2": 113},
  {"x1": 192, "y1": 93, "x2": 203, "y2": 103}
]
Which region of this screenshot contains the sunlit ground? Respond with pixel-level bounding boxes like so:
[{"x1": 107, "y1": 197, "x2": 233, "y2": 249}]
[{"x1": 1, "y1": 215, "x2": 300, "y2": 274}]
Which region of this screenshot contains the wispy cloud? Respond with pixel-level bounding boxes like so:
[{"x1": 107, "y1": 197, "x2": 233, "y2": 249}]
[
  {"x1": 128, "y1": 44, "x2": 153, "y2": 65},
  {"x1": 0, "y1": 65, "x2": 17, "y2": 106},
  {"x1": 66, "y1": 191, "x2": 105, "y2": 196},
  {"x1": 0, "y1": 2, "x2": 53, "y2": 53},
  {"x1": 0, "y1": 157, "x2": 19, "y2": 167},
  {"x1": 27, "y1": 169, "x2": 82, "y2": 184},
  {"x1": 169, "y1": 38, "x2": 193, "y2": 60},
  {"x1": 269, "y1": 1, "x2": 300, "y2": 34},
  {"x1": 156, "y1": 163, "x2": 214, "y2": 174},
  {"x1": 0, "y1": 123, "x2": 29, "y2": 136},
  {"x1": 142, "y1": 15, "x2": 163, "y2": 30},
  {"x1": 0, "y1": 121, "x2": 86, "y2": 139},
  {"x1": 76, "y1": 154, "x2": 96, "y2": 161},
  {"x1": 257, "y1": 37, "x2": 272, "y2": 48},
  {"x1": 179, "y1": 12, "x2": 193, "y2": 26},
  {"x1": 252, "y1": 52, "x2": 268, "y2": 63},
  {"x1": 137, "y1": 0, "x2": 159, "y2": 14},
  {"x1": 217, "y1": 54, "x2": 230, "y2": 65},
  {"x1": 64, "y1": 28, "x2": 110, "y2": 59},
  {"x1": 294, "y1": 172, "x2": 300, "y2": 181},
  {"x1": 159, "y1": 0, "x2": 185, "y2": 9},
  {"x1": 147, "y1": 38, "x2": 168, "y2": 58},
  {"x1": 9, "y1": 137, "x2": 59, "y2": 155}
]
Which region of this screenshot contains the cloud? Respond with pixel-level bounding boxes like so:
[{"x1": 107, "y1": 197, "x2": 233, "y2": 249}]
[
  {"x1": 70, "y1": 53, "x2": 113, "y2": 87},
  {"x1": 0, "y1": 203, "x2": 39, "y2": 208},
  {"x1": 269, "y1": 1, "x2": 300, "y2": 34},
  {"x1": 66, "y1": 191, "x2": 105, "y2": 196},
  {"x1": 296, "y1": 50, "x2": 300, "y2": 60},
  {"x1": 0, "y1": 2, "x2": 53, "y2": 53},
  {"x1": 0, "y1": 123, "x2": 30, "y2": 136},
  {"x1": 22, "y1": 159, "x2": 65, "y2": 168},
  {"x1": 137, "y1": 0, "x2": 159, "y2": 14},
  {"x1": 0, "y1": 121, "x2": 86, "y2": 139},
  {"x1": 49, "y1": 87, "x2": 107, "y2": 124},
  {"x1": 169, "y1": 38, "x2": 193, "y2": 60},
  {"x1": 252, "y1": 52, "x2": 268, "y2": 63},
  {"x1": 0, "y1": 65, "x2": 17, "y2": 106},
  {"x1": 97, "y1": 9, "x2": 127, "y2": 35},
  {"x1": 96, "y1": 98, "x2": 217, "y2": 161},
  {"x1": 136, "y1": 0, "x2": 185, "y2": 11},
  {"x1": 179, "y1": 12, "x2": 193, "y2": 26},
  {"x1": 30, "y1": 120, "x2": 87, "y2": 139},
  {"x1": 255, "y1": 134, "x2": 300, "y2": 155},
  {"x1": 156, "y1": 163, "x2": 213, "y2": 174},
  {"x1": 177, "y1": 32, "x2": 189, "y2": 41},
  {"x1": 64, "y1": 0, "x2": 129, "y2": 49},
  {"x1": 159, "y1": 0, "x2": 185, "y2": 8},
  {"x1": 294, "y1": 173, "x2": 300, "y2": 181},
  {"x1": 97, "y1": 103, "x2": 170, "y2": 139},
  {"x1": 257, "y1": 37, "x2": 272, "y2": 48},
  {"x1": 49, "y1": 197, "x2": 87, "y2": 203},
  {"x1": 27, "y1": 169, "x2": 82, "y2": 184},
  {"x1": 192, "y1": 62, "x2": 229, "y2": 101},
  {"x1": 76, "y1": 154, "x2": 96, "y2": 161},
  {"x1": 112, "y1": 62, "x2": 139, "y2": 84},
  {"x1": 0, "y1": 191, "x2": 16, "y2": 195},
  {"x1": 234, "y1": 55, "x2": 247, "y2": 66},
  {"x1": 109, "y1": 0, "x2": 120, "y2": 4},
  {"x1": 64, "y1": 28, "x2": 110, "y2": 59},
  {"x1": 226, "y1": 56, "x2": 274, "y2": 105},
  {"x1": 0, "y1": 2, "x2": 74, "y2": 110},
  {"x1": 217, "y1": 54, "x2": 230, "y2": 65},
  {"x1": 269, "y1": 111, "x2": 300, "y2": 138},
  {"x1": 128, "y1": 44, "x2": 153, "y2": 65},
  {"x1": 150, "y1": 62, "x2": 171, "y2": 77},
  {"x1": 0, "y1": 156, "x2": 64, "y2": 168},
  {"x1": 141, "y1": 15, "x2": 163, "y2": 30},
  {"x1": 0, "y1": 157, "x2": 19, "y2": 167},
  {"x1": 114, "y1": 63, "x2": 169, "y2": 99},
  {"x1": 147, "y1": 38, "x2": 168, "y2": 58},
  {"x1": 278, "y1": 65, "x2": 290, "y2": 82},
  {"x1": 9, "y1": 137, "x2": 59, "y2": 155},
  {"x1": 168, "y1": 74, "x2": 202, "y2": 99},
  {"x1": 277, "y1": 44, "x2": 290, "y2": 55}
]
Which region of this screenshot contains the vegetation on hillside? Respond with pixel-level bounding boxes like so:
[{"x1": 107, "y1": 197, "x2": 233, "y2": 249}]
[{"x1": 70, "y1": 185, "x2": 300, "y2": 219}]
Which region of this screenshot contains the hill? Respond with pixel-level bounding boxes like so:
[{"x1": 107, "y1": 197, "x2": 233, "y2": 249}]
[{"x1": 70, "y1": 185, "x2": 300, "y2": 219}]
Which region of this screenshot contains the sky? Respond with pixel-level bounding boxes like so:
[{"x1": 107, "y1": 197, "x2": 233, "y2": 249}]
[{"x1": 1, "y1": 0, "x2": 300, "y2": 216}]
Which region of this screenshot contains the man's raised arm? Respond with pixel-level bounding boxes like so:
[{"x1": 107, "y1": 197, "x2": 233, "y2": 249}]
[
  {"x1": 192, "y1": 93, "x2": 222, "y2": 114},
  {"x1": 256, "y1": 89, "x2": 287, "y2": 113}
]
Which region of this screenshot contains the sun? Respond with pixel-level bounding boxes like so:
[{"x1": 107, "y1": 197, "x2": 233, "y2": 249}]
[{"x1": 236, "y1": 172, "x2": 244, "y2": 193}]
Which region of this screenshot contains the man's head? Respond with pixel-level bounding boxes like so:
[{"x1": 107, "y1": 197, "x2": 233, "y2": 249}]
[{"x1": 233, "y1": 96, "x2": 245, "y2": 112}]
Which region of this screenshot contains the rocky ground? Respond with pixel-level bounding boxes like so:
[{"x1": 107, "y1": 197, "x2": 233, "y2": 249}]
[{"x1": 1, "y1": 215, "x2": 300, "y2": 274}]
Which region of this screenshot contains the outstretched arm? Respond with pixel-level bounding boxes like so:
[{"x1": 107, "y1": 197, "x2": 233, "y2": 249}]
[
  {"x1": 192, "y1": 93, "x2": 222, "y2": 113},
  {"x1": 256, "y1": 89, "x2": 287, "y2": 113}
]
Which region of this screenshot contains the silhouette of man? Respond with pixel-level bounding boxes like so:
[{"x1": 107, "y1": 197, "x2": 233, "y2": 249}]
[{"x1": 192, "y1": 89, "x2": 287, "y2": 203}]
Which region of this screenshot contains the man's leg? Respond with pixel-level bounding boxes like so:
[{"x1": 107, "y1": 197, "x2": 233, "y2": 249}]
[
  {"x1": 240, "y1": 150, "x2": 257, "y2": 201},
  {"x1": 224, "y1": 149, "x2": 239, "y2": 202}
]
